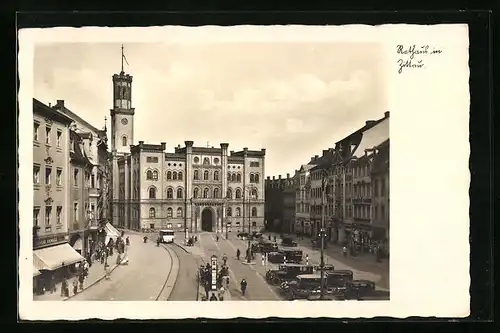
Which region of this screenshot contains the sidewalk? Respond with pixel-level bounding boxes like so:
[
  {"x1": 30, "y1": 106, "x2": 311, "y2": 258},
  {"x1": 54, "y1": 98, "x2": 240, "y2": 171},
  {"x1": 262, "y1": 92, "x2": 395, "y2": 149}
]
[{"x1": 34, "y1": 253, "x2": 120, "y2": 301}]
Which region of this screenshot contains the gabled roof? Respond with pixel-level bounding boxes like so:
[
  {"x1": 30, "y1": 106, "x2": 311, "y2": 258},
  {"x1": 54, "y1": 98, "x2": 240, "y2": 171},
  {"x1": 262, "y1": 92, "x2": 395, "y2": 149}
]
[
  {"x1": 352, "y1": 118, "x2": 389, "y2": 159},
  {"x1": 371, "y1": 139, "x2": 389, "y2": 174},
  {"x1": 55, "y1": 103, "x2": 104, "y2": 137}
]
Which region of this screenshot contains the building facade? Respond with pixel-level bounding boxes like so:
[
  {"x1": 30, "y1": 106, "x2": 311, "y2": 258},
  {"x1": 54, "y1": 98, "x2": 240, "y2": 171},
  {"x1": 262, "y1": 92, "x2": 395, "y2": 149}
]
[
  {"x1": 32, "y1": 99, "x2": 84, "y2": 294},
  {"x1": 109, "y1": 68, "x2": 266, "y2": 234},
  {"x1": 371, "y1": 139, "x2": 390, "y2": 254},
  {"x1": 294, "y1": 164, "x2": 314, "y2": 236},
  {"x1": 282, "y1": 175, "x2": 297, "y2": 234}
]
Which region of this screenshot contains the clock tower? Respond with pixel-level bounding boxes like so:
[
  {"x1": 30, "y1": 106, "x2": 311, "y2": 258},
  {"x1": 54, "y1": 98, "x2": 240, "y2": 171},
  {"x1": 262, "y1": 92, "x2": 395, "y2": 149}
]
[{"x1": 110, "y1": 46, "x2": 134, "y2": 154}]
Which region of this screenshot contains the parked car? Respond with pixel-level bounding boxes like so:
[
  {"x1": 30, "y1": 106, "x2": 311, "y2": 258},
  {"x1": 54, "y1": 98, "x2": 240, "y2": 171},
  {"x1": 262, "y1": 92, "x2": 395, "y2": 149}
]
[
  {"x1": 253, "y1": 238, "x2": 278, "y2": 253},
  {"x1": 237, "y1": 232, "x2": 249, "y2": 239},
  {"x1": 279, "y1": 247, "x2": 303, "y2": 263},
  {"x1": 284, "y1": 274, "x2": 324, "y2": 300},
  {"x1": 251, "y1": 231, "x2": 263, "y2": 240},
  {"x1": 281, "y1": 236, "x2": 298, "y2": 247},
  {"x1": 312, "y1": 264, "x2": 335, "y2": 273},
  {"x1": 266, "y1": 263, "x2": 314, "y2": 286},
  {"x1": 344, "y1": 279, "x2": 377, "y2": 300}
]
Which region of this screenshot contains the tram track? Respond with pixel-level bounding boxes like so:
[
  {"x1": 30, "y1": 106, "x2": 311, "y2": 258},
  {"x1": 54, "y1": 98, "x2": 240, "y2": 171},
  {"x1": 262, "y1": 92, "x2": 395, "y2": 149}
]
[{"x1": 156, "y1": 243, "x2": 180, "y2": 301}]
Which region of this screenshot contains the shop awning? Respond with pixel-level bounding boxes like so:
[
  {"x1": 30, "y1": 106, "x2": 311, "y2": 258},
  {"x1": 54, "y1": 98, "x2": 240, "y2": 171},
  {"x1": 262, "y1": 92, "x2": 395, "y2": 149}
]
[
  {"x1": 105, "y1": 223, "x2": 121, "y2": 238},
  {"x1": 34, "y1": 243, "x2": 85, "y2": 271},
  {"x1": 33, "y1": 265, "x2": 41, "y2": 277}
]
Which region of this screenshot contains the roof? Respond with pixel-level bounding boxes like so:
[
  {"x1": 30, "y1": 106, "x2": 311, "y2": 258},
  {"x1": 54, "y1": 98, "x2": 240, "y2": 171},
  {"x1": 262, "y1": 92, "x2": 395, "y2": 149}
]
[
  {"x1": 55, "y1": 104, "x2": 103, "y2": 135},
  {"x1": 70, "y1": 131, "x2": 92, "y2": 166},
  {"x1": 352, "y1": 118, "x2": 389, "y2": 158},
  {"x1": 33, "y1": 98, "x2": 74, "y2": 125},
  {"x1": 371, "y1": 139, "x2": 389, "y2": 174}
]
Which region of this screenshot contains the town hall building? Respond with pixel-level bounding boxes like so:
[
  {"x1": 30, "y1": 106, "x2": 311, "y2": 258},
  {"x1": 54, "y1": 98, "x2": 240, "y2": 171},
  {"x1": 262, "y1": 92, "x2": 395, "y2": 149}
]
[{"x1": 109, "y1": 66, "x2": 266, "y2": 235}]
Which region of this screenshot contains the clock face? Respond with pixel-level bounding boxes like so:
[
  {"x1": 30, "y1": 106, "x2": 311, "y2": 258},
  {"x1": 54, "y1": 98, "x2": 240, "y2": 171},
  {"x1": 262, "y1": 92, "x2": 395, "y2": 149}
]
[{"x1": 121, "y1": 118, "x2": 128, "y2": 125}]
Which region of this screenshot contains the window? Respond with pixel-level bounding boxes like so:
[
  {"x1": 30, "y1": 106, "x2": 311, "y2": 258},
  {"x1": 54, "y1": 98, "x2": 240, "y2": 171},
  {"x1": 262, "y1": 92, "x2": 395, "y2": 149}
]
[
  {"x1": 214, "y1": 171, "x2": 219, "y2": 181},
  {"x1": 146, "y1": 156, "x2": 159, "y2": 163},
  {"x1": 252, "y1": 221, "x2": 257, "y2": 227},
  {"x1": 73, "y1": 168, "x2": 79, "y2": 186},
  {"x1": 149, "y1": 223, "x2": 155, "y2": 229},
  {"x1": 56, "y1": 130, "x2": 62, "y2": 147},
  {"x1": 193, "y1": 188, "x2": 199, "y2": 198},
  {"x1": 226, "y1": 188, "x2": 232, "y2": 199},
  {"x1": 122, "y1": 136, "x2": 128, "y2": 147},
  {"x1": 251, "y1": 207, "x2": 257, "y2": 217},
  {"x1": 91, "y1": 204, "x2": 95, "y2": 213},
  {"x1": 33, "y1": 165, "x2": 40, "y2": 184},
  {"x1": 166, "y1": 171, "x2": 172, "y2": 180},
  {"x1": 176, "y1": 208, "x2": 183, "y2": 218},
  {"x1": 250, "y1": 174, "x2": 255, "y2": 182},
  {"x1": 45, "y1": 167, "x2": 52, "y2": 185},
  {"x1": 147, "y1": 170, "x2": 154, "y2": 180},
  {"x1": 381, "y1": 205, "x2": 385, "y2": 219},
  {"x1": 33, "y1": 207, "x2": 40, "y2": 227},
  {"x1": 45, "y1": 206, "x2": 52, "y2": 225},
  {"x1": 56, "y1": 206, "x2": 62, "y2": 224},
  {"x1": 251, "y1": 189, "x2": 258, "y2": 199},
  {"x1": 178, "y1": 171, "x2": 183, "y2": 180},
  {"x1": 70, "y1": 137, "x2": 74, "y2": 151},
  {"x1": 45, "y1": 126, "x2": 51, "y2": 145},
  {"x1": 236, "y1": 207, "x2": 241, "y2": 217},
  {"x1": 250, "y1": 161, "x2": 260, "y2": 167},
  {"x1": 236, "y1": 173, "x2": 241, "y2": 182},
  {"x1": 34, "y1": 122, "x2": 39, "y2": 141},
  {"x1": 194, "y1": 170, "x2": 199, "y2": 180},
  {"x1": 166, "y1": 188, "x2": 173, "y2": 199},
  {"x1": 152, "y1": 170, "x2": 158, "y2": 181},
  {"x1": 73, "y1": 203, "x2": 78, "y2": 222},
  {"x1": 149, "y1": 207, "x2": 156, "y2": 218},
  {"x1": 213, "y1": 188, "x2": 219, "y2": 198},
  {"x1": 235, "y1": 189, "x2": 242, "y2": 199},
  {"x1": 177, "y1": 188, "x2": 183, "y2": 199},
  {"x1": 227, "y1": 172, "x2": 231, "y2": 181},
  {"x1": 227, "y1": 207, "x2": 232, "y2": 217},
  {"x1": 203, "y1": 170, "x2": 209, "y2": 180},
  {"x1": 91, "y1": 174, "x2": 95, "y2": 188},
  {"x1": 149, "y1": 187, "x2": 157, "y2": 199},
  {"x1": 203, "y1": 157, "x2": 210, "y2": 165},
  {"x1": 203, "y1": 188, "x2": 209, "y2": 198},
  {"x1": 194, "y1": 157, "x2": 199, "y2": 163},
  {"x1": 56, "y1": 168, "x2": 62, "y2": 186},
  {"x1": 231, "y1": 174, "x2": 236, "y2": 182},
  {"x1": 170, "y1": 171, "x2": 177, "y2": 180},
  {"x1": 167, "y1": 208, "x2": 173, "y2": 218},
  {"x1": 255, "y1": 174, "x2": 260, "y2": 183},
  {"x1": 381, "y1": 179, "x2": 385, "y2": 196}
]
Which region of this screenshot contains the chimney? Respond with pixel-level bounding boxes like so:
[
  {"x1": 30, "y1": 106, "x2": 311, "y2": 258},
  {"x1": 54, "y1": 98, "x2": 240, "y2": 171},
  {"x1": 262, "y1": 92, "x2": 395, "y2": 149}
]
[
  {"x1": 273, "y1": 176, "x2": 275, "y2": 180},
  {"x1": 267, "y1": 176, "x2": 270, "y2": 180},
  {"x1": 384, "y1": 111, "x2": 390, "y2": 118},
  {"x1": 56, "y1": 100, "x2": 64, "y2": 107},
  {"x1": 322, "y1": 149, "x2": 328, "y2": 156},
  {"x1": 279, "y1": 175, "x2": 282, "y2": 179},
  {"x1": 160, "y1": 142, "x2": 166, "y2": 150},
  {"x1": 48, "y1": 103, "x2": 51, "y2": 107},
  {"x1": 314, "y1": 155, "x2": 319, "y2": 160},
  {"x1": 366, "y1": 120, "x2": 376, "y2": 126},
  {"x1": 177, "y1": 144, "x2": 181, "y2": 148},
  {"x1": 287, "y1": 173, "x2": 290, "y2": 179}
]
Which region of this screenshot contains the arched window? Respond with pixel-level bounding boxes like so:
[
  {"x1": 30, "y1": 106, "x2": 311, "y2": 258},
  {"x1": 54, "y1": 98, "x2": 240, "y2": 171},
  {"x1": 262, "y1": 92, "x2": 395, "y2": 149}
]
[
  {"x1": 122, "y1": 136, "x2": 127, "y2": 147},
  {"x1": 254, "y1": 173, "x2": 260, "y2": 183},
  {"x1": 167, "y1": 207, "x2": 173, "y2": 218},
  {"x1": 250, "y1": 174, "x2": 255, "y2": 183},
  {"x1": 235, "y1": 189, "x2": 242, "y2": 199},
  {"x1": 203, "y1": 188, "x2": 209, "y2": 198},
  {"x1": 176, "y1": 208, "x2": 183, "y2": 218},
  {"x1": 251, "y1": 188, "x2": 258, "y2": 199},
  {"x1": 236, "y1": 173, "x2": 241, "y2": 182},
  {"x1": 152, "y1": 170, "x2": 158, "y2": 181},
  {"x1": 227, "y1": 207, "x2": 232, "y2": 217},
  {"x1": 226, "y1": 188, "x2": 232, "y2": 199},
  {"x1": 172, "y1": 171, "x2": 178, "y2": 180},
  {"x1": 178, "y1": 171, "x2": 183, "y2": 180},
  {"x1": 149, "y1": 186, "x2": 157, "y2": 199},
  {"x1": 204, "y1": 170, "x2": 209, "y2": 180},
  {"x1": 146, "y1": 170, "x2": 153, "y2": 180},
  {"x1": 213, "y1": 188, "x2": 219, "y2": 198},
  {"x1": 236, "y1": 207, "x2": 241, "y2": 217},
  {"x1": 251, "y1": 207, "x2": 257, "y2": 217},
  {"x1": 194, "y1": 170, "x2": 199, "y2": 180},
  {"x1": 214, "y1": 171, "x2": 219, "y2": 181},
  {"x1": 167, "y1": 171, "x2": 172, "y2": 180},
  {"x1": 193, "y1": 188, "x2": 199, "y2": 198},
  {"x1": 149, "y1": 207, "x2": 155, "y2": 218},
  {"x1": 231, "y1": 173, "x2": 236, "y2": 182},
  {"x1": 166, "y1": 188, "x2": 173, "y2": 199},
  {"x1": 177, "y1": 187, "x2": 183, "y2": 199},
  {"x1": 203, "y1": 157, "x2": 210, "y2": 165},
  {"x1": 227, "y1": 172, "x2": 231, "y2": 181}
]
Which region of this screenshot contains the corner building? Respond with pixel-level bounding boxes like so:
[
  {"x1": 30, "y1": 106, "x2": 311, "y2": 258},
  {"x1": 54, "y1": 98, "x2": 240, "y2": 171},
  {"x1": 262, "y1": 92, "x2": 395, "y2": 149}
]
[{"x1": 109, "y1": 69, "x2": 266, "y2": 234}]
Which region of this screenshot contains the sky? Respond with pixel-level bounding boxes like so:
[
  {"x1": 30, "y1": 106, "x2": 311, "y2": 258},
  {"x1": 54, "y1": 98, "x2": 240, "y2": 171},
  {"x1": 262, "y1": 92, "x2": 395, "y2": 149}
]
[{"x1": 34, "y1": 42, "x2": 387, "y2": 177}]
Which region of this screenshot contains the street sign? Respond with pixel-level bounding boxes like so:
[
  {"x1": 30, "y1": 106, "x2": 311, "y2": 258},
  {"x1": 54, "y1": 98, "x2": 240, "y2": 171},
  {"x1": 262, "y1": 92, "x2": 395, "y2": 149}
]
[{"x1": 211, "y1": 255, "x2": 218, "y2": 291}]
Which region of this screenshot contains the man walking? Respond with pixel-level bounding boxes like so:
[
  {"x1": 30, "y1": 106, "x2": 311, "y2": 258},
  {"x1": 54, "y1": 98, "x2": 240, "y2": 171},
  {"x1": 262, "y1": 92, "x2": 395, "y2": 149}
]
[{"x1": 240, "y1": 278, "x2": 247, "y2": 296}]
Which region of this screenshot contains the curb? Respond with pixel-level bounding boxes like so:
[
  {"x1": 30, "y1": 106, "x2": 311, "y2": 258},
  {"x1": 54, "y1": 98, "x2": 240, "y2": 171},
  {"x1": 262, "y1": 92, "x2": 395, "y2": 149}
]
[{"x1": 62, "y1": 262, "x2": 120, "y2": 301}]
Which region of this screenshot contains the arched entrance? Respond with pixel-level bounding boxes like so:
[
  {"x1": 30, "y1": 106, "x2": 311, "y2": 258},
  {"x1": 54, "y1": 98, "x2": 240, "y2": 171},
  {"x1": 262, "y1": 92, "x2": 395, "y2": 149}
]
[{"x1": 201, "y1": 208, "x2": 214, "y2": 232}]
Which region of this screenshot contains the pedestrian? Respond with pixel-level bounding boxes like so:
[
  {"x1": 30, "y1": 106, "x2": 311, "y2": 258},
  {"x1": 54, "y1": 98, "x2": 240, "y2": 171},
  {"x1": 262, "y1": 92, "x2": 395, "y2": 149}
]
[
  {"x1": 104, "y1": 263, "x2": 111, "y2": 280},
  {"x1": 216, "y1": 235, "x2": 219, "y2": 242},
  {"x1": 126, "y1": 236, "x2": 130, "y2": 246},
  {"x1": 157, "y1": 237, "x2": 161, "y2": 247},
  {"x1": 209, "y1": 293, "x2": 218, "y2": 301},
  {"x1": 100, "y1": 251, "x2": 105, "y2": 264},
  {"x1": 343, "y1": 246, "x2": 347, "y2": 257},
  {"x1": 61, "y1": 277, "x2": 68, "y2": 297},
  {"x1": 222, "y1": 253, "x2": 227, "y2": 266},
  {"x1": 78, "y1": 273, "x2": 85, "y2": 291},
  {"x1": 240, "y1": 278, "x2": 247, "y2": 296},
  {"x1": 72, "y1": 279, "x2": 78, "y2": 295},
  {"x1": 204, "y1": 281, "x2": 210, "y2": 300},
  {"x1": 218, "y1": 285, "x2": 225, "y2": 301},
  {"x1": 236, "y1": 248, "x2": 241, "y2": 260}
]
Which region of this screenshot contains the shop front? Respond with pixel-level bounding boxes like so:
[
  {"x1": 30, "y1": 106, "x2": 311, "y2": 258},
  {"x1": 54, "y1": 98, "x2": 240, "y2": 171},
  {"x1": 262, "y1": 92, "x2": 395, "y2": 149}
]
[{"x1": 33, "y1": 234, "x2": 84, "y2": 295}]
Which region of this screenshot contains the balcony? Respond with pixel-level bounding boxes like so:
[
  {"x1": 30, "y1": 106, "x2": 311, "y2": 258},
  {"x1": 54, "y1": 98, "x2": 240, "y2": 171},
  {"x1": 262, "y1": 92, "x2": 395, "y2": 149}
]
[{"x1": 89, "y1": 188, "x2": 100, "y2": 197}]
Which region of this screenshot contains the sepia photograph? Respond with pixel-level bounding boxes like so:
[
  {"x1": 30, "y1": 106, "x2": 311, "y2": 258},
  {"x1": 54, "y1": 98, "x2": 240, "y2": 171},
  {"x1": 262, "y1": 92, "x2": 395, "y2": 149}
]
[{"x1": 19, "y1": 25, "x2": 470, "y2": 319}]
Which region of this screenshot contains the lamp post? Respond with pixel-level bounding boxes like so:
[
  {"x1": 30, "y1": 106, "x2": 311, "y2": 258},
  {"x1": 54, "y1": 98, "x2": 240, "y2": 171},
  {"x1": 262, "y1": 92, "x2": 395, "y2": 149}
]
[{"x1": 86, "y1": 210, "x2": 94, "y2": 257}]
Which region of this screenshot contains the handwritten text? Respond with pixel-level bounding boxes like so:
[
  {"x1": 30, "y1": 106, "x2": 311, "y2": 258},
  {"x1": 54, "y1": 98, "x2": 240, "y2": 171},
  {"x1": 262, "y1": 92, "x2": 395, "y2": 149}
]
[{"x1": 396, "y1": 44, "x2": 443, "y2": 74}]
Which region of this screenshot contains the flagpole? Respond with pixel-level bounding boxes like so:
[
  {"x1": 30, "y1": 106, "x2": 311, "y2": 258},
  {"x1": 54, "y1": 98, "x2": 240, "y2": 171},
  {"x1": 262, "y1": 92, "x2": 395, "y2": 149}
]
[{"x1": 121, "y1": 44, "x2": 124, "y2": 73}]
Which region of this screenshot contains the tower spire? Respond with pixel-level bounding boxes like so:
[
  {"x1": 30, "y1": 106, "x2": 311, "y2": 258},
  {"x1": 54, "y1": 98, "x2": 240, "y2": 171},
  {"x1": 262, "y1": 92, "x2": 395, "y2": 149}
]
[{"x1": 121, "y1": 44, "x2": 124, "y2": 73}]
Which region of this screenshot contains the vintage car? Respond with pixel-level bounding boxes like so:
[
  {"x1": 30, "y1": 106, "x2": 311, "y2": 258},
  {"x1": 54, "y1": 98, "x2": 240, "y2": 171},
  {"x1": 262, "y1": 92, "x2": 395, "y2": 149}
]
[
  {"x1": 326, "y1": 270, "x2": 354, "y2": 287},
  {"x1": 237, "y1": 232, "x2": 250, "y2": 240},
  {"x1": 312, "y1": 264, "x2": 335, "y2": 273},
  {"x1": 284, "y1": 274, "x2": 325, "y2": 300},
  {"x1": 344, "y1": 279, "x2": 377, "y2": 300},
  {"x1": 253, "y1": 239, "x2": 279, "y2": 254},
  {"x1": 281, "y1": 236, "x2": 298, "y2": 247},
  {"x1": 266, "y1": 263, "x2": 314, "y2": 286},
  {"x1": 251, "y1": 231, "x2": 263, "y2": 240},
  {"x1": 279, "y1": 247, "x2": 303, "y2": 263}
]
